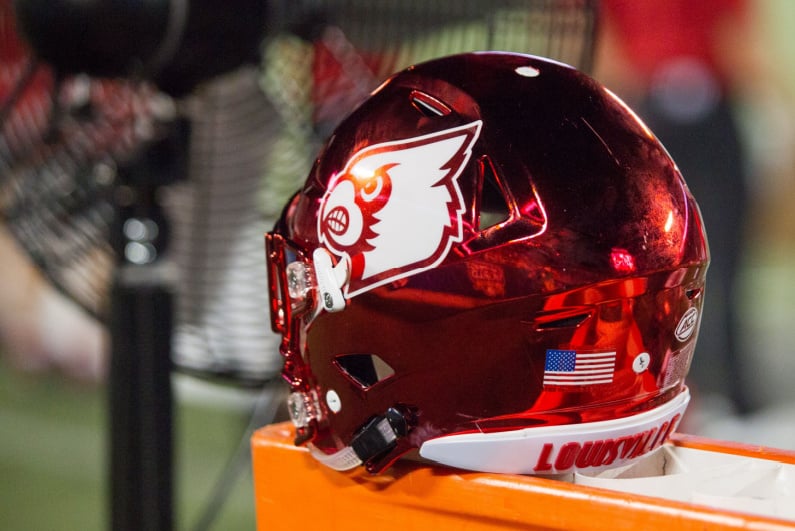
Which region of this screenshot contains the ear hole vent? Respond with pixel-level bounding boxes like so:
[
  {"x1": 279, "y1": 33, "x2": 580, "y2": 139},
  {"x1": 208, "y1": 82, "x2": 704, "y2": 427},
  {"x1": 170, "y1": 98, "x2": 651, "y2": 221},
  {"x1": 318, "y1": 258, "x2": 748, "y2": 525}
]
[
  {"x1": 334, "y1": 354, "x2": 395, "y2": 389},
  {"x1": 410, "y1": 90, "x2": 451, "y2": 117},
  {"x1": 535, "y1": 312, "x2": 591, "y2": 330}
]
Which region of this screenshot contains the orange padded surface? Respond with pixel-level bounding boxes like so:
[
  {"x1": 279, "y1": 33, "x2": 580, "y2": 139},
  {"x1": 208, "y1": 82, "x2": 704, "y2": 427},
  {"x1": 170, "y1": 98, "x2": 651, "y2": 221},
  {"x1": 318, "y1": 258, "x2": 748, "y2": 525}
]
[{"x1": 252, "y1": 422, "x2": 795, "y2": 531}]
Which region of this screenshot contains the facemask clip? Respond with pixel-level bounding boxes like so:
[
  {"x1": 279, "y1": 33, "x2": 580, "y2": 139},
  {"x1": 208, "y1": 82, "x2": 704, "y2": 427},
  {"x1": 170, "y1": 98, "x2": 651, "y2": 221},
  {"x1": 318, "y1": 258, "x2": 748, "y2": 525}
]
[{"x1": 313, "y1": 247, "x2": 348, "y2": 312}]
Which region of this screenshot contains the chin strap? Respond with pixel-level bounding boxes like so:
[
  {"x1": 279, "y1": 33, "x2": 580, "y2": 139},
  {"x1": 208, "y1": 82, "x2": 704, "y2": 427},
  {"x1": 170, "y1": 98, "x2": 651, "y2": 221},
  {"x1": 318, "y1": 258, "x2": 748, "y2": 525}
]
[
  {"x1": 308, "y1": 408, "x2": 410, "y2": 471},
  {"x1": 309, "y1": 443, "x2": 364, "y2": 471}
]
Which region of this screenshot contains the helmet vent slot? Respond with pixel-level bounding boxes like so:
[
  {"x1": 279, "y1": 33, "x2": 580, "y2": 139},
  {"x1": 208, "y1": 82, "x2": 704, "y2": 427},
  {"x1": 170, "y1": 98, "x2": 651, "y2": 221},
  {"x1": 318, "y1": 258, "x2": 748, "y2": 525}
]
[
  {"x1": 478, "y1": 157, "x2": 513, "y2": 230},
  {"x1": 334, "y1": 354, "x2": 395, "y2": 389},
  {"x1": 410, "y1": 90, "x2": 451, "y2": 117},
  {"x1": 536, "y1": 313, "x2": 590, "y2": 330},
  {"x1": 686, "y1": 288, "x2": 702, "y2": 300}
]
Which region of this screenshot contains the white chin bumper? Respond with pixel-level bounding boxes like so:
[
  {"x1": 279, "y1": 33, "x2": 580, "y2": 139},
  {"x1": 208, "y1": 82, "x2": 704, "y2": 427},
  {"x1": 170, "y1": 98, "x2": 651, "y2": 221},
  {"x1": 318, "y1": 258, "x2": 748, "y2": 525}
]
[{"x1": 419, "y1": 388, "x2": 690, "y2": 475}]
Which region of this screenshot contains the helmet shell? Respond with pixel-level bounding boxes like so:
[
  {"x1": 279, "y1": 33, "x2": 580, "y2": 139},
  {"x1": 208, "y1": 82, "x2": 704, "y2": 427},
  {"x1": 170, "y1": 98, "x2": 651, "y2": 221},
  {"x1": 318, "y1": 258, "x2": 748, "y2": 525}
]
[{"x1": 267, "y1": 52, "x2": 709, "y2": 474}]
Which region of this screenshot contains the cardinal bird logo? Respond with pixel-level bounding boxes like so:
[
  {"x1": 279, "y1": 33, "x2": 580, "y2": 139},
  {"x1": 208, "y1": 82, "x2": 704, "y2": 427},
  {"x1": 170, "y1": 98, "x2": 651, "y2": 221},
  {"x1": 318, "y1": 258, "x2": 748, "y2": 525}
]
[{"x1": 318, "y1": 121, "x2": 482, "y2": 298}]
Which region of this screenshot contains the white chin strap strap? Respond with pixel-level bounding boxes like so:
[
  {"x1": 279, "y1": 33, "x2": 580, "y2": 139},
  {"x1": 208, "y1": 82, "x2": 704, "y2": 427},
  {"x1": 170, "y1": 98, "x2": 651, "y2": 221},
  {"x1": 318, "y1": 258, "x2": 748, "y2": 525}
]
[
  {"x1": 309, "y1": 444, "x2": 362, "y2": 471},
  {"x1": 308, "y1": 416, "x2": 400, "y2": 471}
]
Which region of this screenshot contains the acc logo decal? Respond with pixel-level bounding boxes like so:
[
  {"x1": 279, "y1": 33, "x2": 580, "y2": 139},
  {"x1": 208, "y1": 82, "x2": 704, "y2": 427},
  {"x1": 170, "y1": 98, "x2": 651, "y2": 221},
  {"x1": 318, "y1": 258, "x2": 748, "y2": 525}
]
[
  {"x1": 675, "y1": 307, "x2": 699, "y2": 342},
  {"x1": 318, "y1": 121, "x2": 482, "y2": 298}
]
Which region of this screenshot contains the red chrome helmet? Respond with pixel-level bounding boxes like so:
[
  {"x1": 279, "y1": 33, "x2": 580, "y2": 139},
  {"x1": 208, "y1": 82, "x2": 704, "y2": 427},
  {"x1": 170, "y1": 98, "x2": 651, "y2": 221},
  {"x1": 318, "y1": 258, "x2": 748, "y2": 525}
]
[{"x1": 266, "y1": 52, "x2": 709, "y2": 475}]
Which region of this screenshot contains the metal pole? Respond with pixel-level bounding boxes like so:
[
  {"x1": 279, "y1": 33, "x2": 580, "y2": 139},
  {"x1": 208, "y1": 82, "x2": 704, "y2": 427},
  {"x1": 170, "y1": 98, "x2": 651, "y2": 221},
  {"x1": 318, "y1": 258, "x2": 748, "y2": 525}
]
[{"x1": 108, "y1": 120, "x2": 187, "y2": 531}]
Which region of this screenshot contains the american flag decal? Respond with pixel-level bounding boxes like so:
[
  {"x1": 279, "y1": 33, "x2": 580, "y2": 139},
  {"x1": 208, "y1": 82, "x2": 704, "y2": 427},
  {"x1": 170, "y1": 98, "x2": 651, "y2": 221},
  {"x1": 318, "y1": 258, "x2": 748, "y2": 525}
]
[{"x1": 543, "y1": 349, "x2": 616, "y2": 387}]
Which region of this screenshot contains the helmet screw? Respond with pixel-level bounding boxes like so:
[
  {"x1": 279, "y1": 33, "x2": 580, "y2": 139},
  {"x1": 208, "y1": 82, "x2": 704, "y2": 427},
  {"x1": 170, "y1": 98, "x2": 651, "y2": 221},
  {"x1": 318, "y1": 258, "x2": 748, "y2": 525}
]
[{"x1": 385, "y1": 407, "x2": 410, "y2": 437}]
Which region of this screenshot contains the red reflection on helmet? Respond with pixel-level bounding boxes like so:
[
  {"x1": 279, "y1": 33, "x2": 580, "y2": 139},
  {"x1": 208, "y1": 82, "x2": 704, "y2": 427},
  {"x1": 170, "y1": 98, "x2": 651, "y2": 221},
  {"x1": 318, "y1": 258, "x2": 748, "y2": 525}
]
[{"x1": 265, "y1": 52, "x2": 709, "y2": 475}]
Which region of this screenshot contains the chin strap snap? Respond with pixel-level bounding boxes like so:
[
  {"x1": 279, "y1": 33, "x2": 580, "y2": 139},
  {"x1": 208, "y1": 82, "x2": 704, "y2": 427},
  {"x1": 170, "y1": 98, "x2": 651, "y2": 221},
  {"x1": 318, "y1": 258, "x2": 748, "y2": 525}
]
[{"x1": 308, "y1": 407, "x2": 410, "y2": 472}]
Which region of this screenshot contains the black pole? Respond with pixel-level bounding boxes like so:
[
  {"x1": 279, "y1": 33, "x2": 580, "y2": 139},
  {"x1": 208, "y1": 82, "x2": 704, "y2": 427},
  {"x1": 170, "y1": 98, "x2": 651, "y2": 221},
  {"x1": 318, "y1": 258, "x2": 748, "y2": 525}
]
[
  {"x1": 108, "y1": 120, "x2": 187, "y2": 531},
  {"x1": 109, "y1": 282, "x2": 174, "y2": 531}
]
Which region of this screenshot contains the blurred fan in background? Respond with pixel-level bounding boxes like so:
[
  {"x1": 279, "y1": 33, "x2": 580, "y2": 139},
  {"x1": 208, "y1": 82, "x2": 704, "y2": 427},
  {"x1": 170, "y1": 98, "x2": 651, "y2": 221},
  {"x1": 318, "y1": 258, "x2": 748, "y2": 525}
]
[
  {"x1": 1, "y1": 0, "x2": 278, "y2": 384},
  {"x1": 1, "y1": 0, "x2": 598, "y2": 386}
]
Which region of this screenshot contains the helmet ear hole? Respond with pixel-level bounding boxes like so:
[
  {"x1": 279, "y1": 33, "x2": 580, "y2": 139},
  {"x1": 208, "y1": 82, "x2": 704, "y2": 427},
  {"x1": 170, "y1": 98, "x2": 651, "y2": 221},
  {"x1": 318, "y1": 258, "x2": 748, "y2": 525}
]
[{"x1": 334, "y1": 354, "x2": 395, "y2": 389}]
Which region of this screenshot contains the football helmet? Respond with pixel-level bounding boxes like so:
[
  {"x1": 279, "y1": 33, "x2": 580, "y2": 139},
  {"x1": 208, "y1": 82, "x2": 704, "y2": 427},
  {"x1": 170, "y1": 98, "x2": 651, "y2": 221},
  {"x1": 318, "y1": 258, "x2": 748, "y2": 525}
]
[{"x1": 266, "y1": 52, "x2": 709, "y2": 475}]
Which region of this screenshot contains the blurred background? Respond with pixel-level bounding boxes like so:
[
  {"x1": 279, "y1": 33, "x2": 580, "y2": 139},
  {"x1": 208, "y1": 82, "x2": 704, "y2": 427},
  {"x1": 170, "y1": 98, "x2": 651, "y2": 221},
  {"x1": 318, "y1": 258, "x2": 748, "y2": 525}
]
[
  {"x1": 594, "y1": 0, "x2": 795, "y2": 443},
  {"x1": 2, "y1": 0, "x2": 795, "y2": 529}
]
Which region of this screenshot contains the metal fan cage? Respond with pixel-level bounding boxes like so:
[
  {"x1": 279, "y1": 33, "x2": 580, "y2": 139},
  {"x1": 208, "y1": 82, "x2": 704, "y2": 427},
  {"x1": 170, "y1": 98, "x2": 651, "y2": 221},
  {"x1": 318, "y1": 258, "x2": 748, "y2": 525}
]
[{"x1": 1, "y1": 0, "x2": 598, "y2": 384}]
